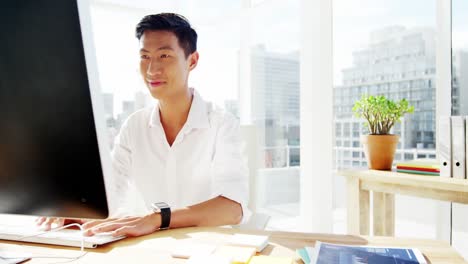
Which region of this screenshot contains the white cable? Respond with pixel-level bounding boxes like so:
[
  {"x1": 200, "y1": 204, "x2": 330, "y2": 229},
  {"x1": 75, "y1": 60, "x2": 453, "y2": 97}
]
[
  {"x1": 3, "y1": 223, "x2": 90, "y2": 263},
  {"x1": 18, "y1": 223, "x2": 86, "y2": 251}
]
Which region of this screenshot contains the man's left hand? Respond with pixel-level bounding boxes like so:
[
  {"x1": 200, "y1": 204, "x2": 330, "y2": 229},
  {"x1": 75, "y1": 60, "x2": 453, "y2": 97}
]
[{"x1": 82, "y1": 213, "x2": 161, "y2": 237}]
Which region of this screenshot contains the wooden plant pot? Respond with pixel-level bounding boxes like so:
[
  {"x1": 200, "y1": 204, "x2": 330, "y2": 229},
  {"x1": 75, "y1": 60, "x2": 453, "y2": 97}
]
[{"x1": 361, "y1": 134, "x2": 399, "y2": 170}]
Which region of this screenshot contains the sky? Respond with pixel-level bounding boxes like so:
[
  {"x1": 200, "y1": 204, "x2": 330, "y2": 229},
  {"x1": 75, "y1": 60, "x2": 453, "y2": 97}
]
[
  {"x1": 89, "y1": 0, "x2": 301, "y2": 115},
  {"x1": 452, "y1": 0, "x2": 468, "y2": 51},
  {"x1": 88, "y1": 0, "x2": 468, "y2": 115}
]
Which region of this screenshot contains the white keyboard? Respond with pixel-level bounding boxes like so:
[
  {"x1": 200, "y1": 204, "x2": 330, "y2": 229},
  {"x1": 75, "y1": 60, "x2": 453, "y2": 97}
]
[{"x1": 0, "y1": 225, "x2": 125, "y2": 248}]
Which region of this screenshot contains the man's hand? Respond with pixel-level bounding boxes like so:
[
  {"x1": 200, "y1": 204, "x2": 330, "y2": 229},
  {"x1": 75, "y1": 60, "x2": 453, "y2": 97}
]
[
  {"x1": 35, "y1": 217, "x2": 86, "y2": 231},
  {"x1": 82, "y1": 213, "x2": 161, "y2": 237}
]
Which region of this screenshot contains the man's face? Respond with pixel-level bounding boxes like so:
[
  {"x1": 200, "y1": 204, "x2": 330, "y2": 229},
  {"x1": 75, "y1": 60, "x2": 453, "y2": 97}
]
[{"x1": 139, "y1": 30, "x2": 198, "y2": 100}]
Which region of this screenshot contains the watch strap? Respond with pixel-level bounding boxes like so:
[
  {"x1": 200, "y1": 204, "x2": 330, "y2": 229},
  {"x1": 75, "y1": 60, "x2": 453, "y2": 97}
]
[
  {"x1": 159, "y1": 206, "x2": 171, "y2": 230},
  {"x1": 152, "y1": 202, "x2": 171, "y2": 230}
]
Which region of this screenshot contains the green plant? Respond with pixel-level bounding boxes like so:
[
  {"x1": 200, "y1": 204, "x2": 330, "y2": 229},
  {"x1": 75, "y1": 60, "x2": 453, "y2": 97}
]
[{"x1": 352, "y1": 95, "x2": 414, "y2": 135}]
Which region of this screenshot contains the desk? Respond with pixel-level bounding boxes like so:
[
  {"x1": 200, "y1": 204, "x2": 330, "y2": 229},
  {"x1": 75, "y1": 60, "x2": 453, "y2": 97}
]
[
  {"x1": 1, "y1": 226, "x2": 466, "y2": 263},
  {"x1": 339, "y1": 169, "x2": 468, "y2": 237}
]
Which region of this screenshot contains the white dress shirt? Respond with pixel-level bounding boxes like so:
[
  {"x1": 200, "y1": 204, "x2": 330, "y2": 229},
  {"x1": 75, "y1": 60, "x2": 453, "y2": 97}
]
[{"x1": 108, "y1": 89, "x2": 250, "y2": 223}]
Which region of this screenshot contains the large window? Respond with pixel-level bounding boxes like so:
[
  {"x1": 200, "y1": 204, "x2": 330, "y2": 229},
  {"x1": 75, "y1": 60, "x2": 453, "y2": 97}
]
[
  {"x1": 248, "y1": 0, "x2": 301, "y2": 230},
  {"x1": 89, "y1": 0, "x2": 301, "y2": 231},
  {"x1": 332, "y1": 0, "x2": 441, "y2": 238},
  {"x1": 88, "y1": 2, "x2": 466, "y2": 255}
]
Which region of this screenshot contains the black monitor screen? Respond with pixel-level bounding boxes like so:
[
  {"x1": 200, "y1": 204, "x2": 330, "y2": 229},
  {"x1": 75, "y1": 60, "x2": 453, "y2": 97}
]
[{"x1": 0, "y1": 0, "x2": 109, "y2": 218}]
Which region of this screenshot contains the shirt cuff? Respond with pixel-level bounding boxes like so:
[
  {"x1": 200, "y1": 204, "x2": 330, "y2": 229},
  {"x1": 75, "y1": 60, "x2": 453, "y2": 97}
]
[{"x1": 219, "y1": 194, "x2": 251, "y2": 225}]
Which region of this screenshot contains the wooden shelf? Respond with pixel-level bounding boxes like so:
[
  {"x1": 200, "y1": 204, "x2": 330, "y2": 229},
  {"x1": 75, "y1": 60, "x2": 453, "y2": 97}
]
[{"x1": 338, "y1": 169, "x2": 468, "y2": 237}]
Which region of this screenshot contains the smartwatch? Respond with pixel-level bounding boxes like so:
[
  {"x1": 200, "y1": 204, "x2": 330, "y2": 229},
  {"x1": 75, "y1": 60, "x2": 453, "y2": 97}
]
[{"x1": 151, "y1": 202, "x2": 171, "y2": 230}]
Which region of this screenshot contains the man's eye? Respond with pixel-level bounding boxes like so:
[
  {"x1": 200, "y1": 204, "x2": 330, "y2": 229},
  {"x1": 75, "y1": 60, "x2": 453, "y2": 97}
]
[
  {"x1": 141, "y1": 55, "x2": 150, "y2": 59},
  {"x1": 160, "y1": 54, "x2": 170, "y2": 59}
]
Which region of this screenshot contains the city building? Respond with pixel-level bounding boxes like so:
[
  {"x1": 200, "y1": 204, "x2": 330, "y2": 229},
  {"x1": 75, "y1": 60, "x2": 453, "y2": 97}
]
[
  {"x1": 334, "y1": 26, "x2": 438, "y2": 169},
  {"x1": 224, "y1": 99, "x2": 239, "y2": 119},
  {"x1": 452, "y1": 50, "x2": 468, "y2": 115},
  {"x1": 101, "y1": 92, "x2": 114, "y2": 119},
  {"x1": 247, "y1": 45, "x2": 300, "y2": 168}
]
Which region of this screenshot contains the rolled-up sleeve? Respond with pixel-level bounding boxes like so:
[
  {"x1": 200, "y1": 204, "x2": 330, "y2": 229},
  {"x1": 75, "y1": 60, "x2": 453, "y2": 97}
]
[{"x1": 211, "y1": 114, "x2": 251, "y2": 224}]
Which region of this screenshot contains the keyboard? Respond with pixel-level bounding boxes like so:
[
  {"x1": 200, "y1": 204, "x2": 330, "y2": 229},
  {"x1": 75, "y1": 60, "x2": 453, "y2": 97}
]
[{"x1": 0, "y1": 225, "x2": 125, "y2": 248}]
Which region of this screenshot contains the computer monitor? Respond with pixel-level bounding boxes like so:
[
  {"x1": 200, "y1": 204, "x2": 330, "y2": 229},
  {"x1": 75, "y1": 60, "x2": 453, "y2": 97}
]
[{"x1": 0, "y1": 0, "x2": 112, "y2": 219}]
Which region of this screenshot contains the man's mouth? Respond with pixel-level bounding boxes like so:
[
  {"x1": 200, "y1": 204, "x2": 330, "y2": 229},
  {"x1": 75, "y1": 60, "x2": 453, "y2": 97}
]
[{"x1": 148, "y1": 80, "x2": 166, "y2": 87}]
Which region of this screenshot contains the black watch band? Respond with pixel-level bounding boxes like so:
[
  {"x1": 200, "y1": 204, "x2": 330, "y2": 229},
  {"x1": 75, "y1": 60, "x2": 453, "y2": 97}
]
[{"x1": 151, "y1": 202, "x2": 171, "y2": 230}]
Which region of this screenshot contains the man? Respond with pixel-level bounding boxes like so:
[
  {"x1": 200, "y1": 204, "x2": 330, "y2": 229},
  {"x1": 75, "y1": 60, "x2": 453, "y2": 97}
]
[{"x1": 36, "y1": 13, "x2": 249, "y2": 237}]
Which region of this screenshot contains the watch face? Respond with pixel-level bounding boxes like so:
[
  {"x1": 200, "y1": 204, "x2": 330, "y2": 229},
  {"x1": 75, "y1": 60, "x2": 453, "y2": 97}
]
[{"x1": 152, "y1": 202, "x2": 169, "y2": 212}]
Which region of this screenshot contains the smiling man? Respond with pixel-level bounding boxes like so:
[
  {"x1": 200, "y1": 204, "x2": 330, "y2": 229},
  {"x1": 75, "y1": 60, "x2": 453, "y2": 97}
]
[{"x1": 37, "y1": 13, "x2": 250, "y2": 237}]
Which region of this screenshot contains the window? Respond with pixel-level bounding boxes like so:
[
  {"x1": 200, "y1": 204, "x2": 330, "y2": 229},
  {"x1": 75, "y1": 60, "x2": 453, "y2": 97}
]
[
  {"x1": 333, "y1": 0, "x2": 439, "y2": 238},
  {"x1": 249, "y1": 0, "x2": 301, "y2": 229},
  {"x1": 89, "y1": 0, "x2": 302, "y2": 231}
]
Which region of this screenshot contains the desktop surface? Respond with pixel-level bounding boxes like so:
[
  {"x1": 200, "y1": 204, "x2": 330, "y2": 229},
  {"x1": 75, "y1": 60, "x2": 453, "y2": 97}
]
[{"x1": 0, "y1": 217, "x2": 465, "y2": 263}]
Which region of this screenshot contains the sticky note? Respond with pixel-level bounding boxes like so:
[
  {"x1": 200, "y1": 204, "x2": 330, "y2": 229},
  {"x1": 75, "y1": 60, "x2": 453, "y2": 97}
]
[
  {"x1": 227, "y1": 234, "x2": 269, "y2": 252},
  {"x1": 248, "y1": 255, "x2": 293, "y2": 264},
  {"x1": 213, "y1": 245, "x2": 256, "y2": 264}
]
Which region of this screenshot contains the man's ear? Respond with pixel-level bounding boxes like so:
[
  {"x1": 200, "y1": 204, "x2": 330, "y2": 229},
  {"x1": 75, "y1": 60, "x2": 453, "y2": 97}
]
[{"x1": 188, "y1": 51, "x2": 199, "y2": 71}]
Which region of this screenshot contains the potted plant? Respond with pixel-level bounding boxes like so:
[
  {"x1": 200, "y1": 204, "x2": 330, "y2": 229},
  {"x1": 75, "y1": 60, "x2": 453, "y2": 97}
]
[{"x1": 352, "y1": 95, "x2": 414, "y2": 170}]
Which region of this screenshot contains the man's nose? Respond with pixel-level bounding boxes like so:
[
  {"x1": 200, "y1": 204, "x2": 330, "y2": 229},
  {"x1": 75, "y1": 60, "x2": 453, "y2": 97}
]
[{"x1": 147, "y1": 60, "x2": 162, "y2": 76}]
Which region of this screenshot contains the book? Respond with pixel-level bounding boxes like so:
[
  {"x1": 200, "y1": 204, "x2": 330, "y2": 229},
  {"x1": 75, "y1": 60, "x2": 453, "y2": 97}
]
[
  {"x1": 396, "y1": 159, "x2": 440, "y2": 169},
  {"x1": 296, "y1": 247, "x2": 311, "y2": 264},
  {"x1": 310, "y1": 241, "x2": 427, "y2": 264},
  {"x1": 396, "y1": 169, "x2": 439, "y2": 176},
  {"x1": 396, "y1": 159, "x2": 440, "y2": 176},
  {"x1": 396, "y1": 166, "x2": 439, "y2": 173}
]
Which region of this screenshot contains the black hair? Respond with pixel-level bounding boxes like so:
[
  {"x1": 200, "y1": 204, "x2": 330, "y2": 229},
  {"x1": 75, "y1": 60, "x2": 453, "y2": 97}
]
[{"x1": 136, "y1": 13, "x2": 197, "y2": 58}]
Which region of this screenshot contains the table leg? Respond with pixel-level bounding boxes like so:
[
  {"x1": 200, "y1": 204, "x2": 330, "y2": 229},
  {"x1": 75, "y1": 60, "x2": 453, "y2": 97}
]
[
  {"x1": 385, "y1": 193, "x2": 395, "y2": 236},
  {"x1": 347, "y1": 176, "x2": 370, "y2": 235},
  {"x1": 373, "y1": 192, "x2": 395, "y2": 236}
]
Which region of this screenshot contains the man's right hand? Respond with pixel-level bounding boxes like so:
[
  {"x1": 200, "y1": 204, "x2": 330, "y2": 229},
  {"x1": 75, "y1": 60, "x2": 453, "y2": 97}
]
[{"x1": 35, "y1": 217, "x2": 85, "y2": 231}]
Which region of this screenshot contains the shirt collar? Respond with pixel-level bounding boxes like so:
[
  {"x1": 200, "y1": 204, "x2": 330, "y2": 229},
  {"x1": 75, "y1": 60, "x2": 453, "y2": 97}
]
[{"x1": 149, "y1": 88, "x2": 210, "y2": 130}]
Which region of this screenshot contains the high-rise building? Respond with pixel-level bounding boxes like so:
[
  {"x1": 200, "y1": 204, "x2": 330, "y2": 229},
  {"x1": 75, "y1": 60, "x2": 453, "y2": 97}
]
[
  {"x1": 118, "y1": 100, "x2": 135, "y2": 126},
  {"x1": 452, "y1": 50, "x2": 468, "y2": 115},
  {"x1": 101, "y1": 93, "x2": 114, "y2": 119},
  {"x1": 249, "y1": 45, "x2": 300, "y2": 152},
  {"x1": 250, "y1": 45, "x2": 300, "y2": 128},
  {"x1": 224, "y1": 99, "x2": 239, "y2": 118},
  {"x1": 334, "y1": 26, "x2": 438, "y2": 168},
  {"x1": 240, "y1": 45, "x2": 302, "y2": 212},
  {"x1": 134, "y1": 91, "x2": 153, "y2": 111}
]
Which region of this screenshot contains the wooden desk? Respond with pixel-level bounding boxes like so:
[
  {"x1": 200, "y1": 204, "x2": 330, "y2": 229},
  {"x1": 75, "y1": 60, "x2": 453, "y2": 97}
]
[
  {"x1": 1, "y1": 226, "x2": 466, "y2": 263},
  {"x1": 339, "y1": 169, "x2": 468, "y2": 237}
]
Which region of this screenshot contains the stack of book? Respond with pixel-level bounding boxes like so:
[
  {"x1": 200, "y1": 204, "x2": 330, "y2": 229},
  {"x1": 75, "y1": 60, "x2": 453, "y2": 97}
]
[{"x1": 396, "y1": 159, "x2": 440, "y2": 176}]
